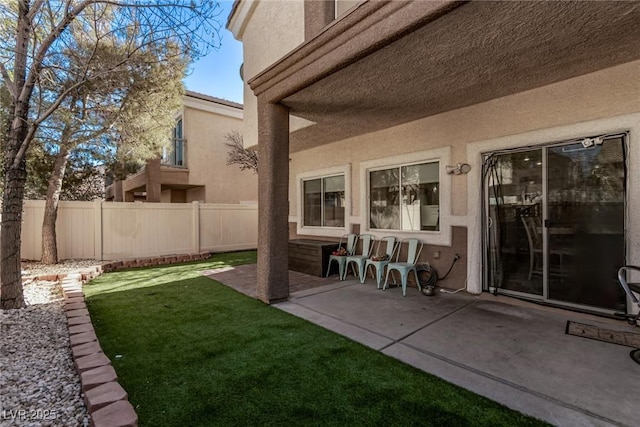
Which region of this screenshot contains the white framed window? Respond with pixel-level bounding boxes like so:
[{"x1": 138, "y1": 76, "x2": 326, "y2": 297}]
[
  {"x1": 303, "y1": 175, "x2": 346, "y2": 227},
  {"x1": 360, "y1": 147, "x2": 452, "y2": 246},
  {"x1": 297, "y1": 165, "x2": 351, "y2": 237},
  {"x1": 369, "y1": 161, "x2": 440, "y2": 231}
]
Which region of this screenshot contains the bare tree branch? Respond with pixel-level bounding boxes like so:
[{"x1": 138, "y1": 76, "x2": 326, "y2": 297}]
[{"x1": 224, "y1": 131, "x2": 258, "y2": 174}]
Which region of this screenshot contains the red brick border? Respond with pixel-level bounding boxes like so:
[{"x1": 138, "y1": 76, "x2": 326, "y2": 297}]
[
  {"x1": 54, "y1": 252, "x2": 211, "y2": 426},
  {"x1": 61, "y1": 274, "x2": 137, "y2": 427},
  {"x1": 21, "y1": 253, "x2": 211, "y2": 283}
]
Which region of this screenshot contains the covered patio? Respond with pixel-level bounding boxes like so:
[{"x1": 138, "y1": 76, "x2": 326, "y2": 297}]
[
  {"x1": 207, "y1": 265, "x2": 637, "y2": 426},
  {"x1": 247, "y1": 0, "x2": 640, "y2": 303}
]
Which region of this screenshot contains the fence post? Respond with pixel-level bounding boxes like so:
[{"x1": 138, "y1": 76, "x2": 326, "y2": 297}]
[
  {"x1": 94, "y1": 200, "x2": 103, "y2": 261},
  {"x1": 192, "y1": 201, "x2": 200, "y2": 254}
]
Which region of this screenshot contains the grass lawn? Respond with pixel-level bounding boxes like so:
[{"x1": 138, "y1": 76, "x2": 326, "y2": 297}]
[{"x1": 85, "y1": 251, "x2": 547, "y2": 426}]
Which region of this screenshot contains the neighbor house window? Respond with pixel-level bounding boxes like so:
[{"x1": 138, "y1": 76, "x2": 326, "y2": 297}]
[
  {"x1": 303, "y1": 175, "x2": 345, "y2": 227},
  {"x1": 163, "y1": 118, "x2": 185, "y2": 166},
  {"x1": 173, "y1": 118, "x2": 184, "y2": 166},
  {"x1": 369, "y1": 161, "x2": 439, "y2": 231}
]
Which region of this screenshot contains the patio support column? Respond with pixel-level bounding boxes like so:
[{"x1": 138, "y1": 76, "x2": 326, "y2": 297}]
[{"x1": 257, "y1": 98, "x2": 290, "y2": 303}]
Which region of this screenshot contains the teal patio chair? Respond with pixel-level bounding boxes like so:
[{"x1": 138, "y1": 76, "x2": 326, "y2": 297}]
[
  {"x1": 363, "y1": 236, "x2": 398, "y2": 288},
  {"x1": 383, "y1": 238, "x2": 424, "y2": 296},
  {"x1": 344, "y1": 234, "x2": 375, "y2": 280},
  {"x1": 326, "y1": 234, "x2": 358, "y2": 280}
]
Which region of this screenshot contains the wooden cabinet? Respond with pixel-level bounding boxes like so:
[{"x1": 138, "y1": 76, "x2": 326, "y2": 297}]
[{"x1": 288, "y1": 239, "x2": 340, "y2": 277}]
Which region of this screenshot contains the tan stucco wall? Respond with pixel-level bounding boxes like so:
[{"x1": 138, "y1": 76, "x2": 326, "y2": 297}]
[
  {"x1": 183, "y1": 106, "x2": 258, "y2": 204},
  {"x1": 240, "y1": 0, "x2": 305, "y2": 148},
  {"x1": 289, "y1": 60, "x2": 640, "y2": 220}
]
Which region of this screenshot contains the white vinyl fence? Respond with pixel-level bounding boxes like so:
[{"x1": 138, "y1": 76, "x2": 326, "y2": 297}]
[{"x1": 20, "y1": 200, "x2": 258, "y2": 261}]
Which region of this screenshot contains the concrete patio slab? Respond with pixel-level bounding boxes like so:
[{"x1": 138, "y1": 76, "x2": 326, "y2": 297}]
[
  {"x1": 399, "y1": 299, "x2": 636, "y2": 426},
  {"x1": 381, "y1": 343, "x2": 607, "y2": 427},
  {"x1": 291, "y1": 280, "x2": 475, "y2": 341},
  {"x1": 276, "y1": 301, "x2": 393, "y2": 350},
  {"x1": 287, "y1": 283, "x2": 638, "y2": 426},
  {"x1": 212, "y1": 266, "x2": 638, "y2": 427}
]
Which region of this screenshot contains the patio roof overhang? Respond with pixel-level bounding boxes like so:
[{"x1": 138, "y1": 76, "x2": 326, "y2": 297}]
[{"x1": 248, "y1": 0, "x2": 640, "y2": 153}]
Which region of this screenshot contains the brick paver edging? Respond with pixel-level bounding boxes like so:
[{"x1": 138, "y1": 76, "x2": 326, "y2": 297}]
[
  {"x1": 54, "y1": 253, "x2": 211, "y2": 426},
  {"x1": 61, "y1": 272, "x2": 138, "y2": 427},
  {"x1": 22, "y1": 253, "x2": 212, "y2": 283}
]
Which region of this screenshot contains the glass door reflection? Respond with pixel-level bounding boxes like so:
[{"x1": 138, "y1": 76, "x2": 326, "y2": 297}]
[
  {"x1": 486, "y1": 149, "x2": 543, "y2": 296},
  {"x1": 546, "y1": 137, "x2": 626, "y2": 311}
]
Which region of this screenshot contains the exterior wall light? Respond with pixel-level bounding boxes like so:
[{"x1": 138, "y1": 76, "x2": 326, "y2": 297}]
[{"x1": 446, "y1": 163, "x2": 471, "y2": 175}]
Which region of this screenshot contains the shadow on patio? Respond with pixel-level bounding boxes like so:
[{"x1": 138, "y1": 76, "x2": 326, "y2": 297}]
[{"x1": 204, "y1": 264, "x2": 637, "y2": 427}]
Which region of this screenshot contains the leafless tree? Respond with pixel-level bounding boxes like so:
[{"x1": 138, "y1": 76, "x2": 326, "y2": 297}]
[
  {"x1": 224, "y1": 130, "x2": 258, "y2": 174},
  {"x1": 0, "y1": 1, "x2": 222, "y2": 309}
]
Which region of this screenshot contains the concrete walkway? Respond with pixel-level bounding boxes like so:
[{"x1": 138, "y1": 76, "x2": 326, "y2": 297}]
[{"x1": 207, "y1": 266, "x2": 638, "y2": 426}]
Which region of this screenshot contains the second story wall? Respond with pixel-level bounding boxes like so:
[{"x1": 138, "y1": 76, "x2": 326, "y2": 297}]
[
  {"x1": 234, "y1": 0, "x2": 305, "y2": 148},
  {"x1": 182, "y1": 103, "x2": 257, "y2": 204}
]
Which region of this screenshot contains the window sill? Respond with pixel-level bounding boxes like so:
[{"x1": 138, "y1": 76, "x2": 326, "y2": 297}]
[{"x1": 297, "y1": 226, "x2": 348, "y2": 238}]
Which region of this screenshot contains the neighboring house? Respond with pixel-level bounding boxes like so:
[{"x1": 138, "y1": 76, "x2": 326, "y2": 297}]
[
  {"x1": 105, "y1": 91, "x2": 258, "y2": 204},
  {"x1": 228, "y1": 0, "x2": 640, "y2": 319}
]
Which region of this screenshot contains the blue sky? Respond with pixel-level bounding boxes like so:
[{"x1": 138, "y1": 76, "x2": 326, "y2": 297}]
[{"x1": 183, "y1": 1, "x2": 244, "y2": 103}]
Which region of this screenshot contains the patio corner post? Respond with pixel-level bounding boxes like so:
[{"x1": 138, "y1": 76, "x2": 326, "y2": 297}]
[{"x1": 257, "y1": 98, "x2": 290, "y2": 303}]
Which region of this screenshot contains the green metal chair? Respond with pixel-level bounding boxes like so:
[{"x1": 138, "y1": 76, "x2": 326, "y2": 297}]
[
  {"x1": 363, "y1": 236, "x2": 398, "y2": 288},
  {"x1": 383, "y1": 238, "x2": 423, "y2": 296},
  {"x1": 326, "y1": 234, "x2": 358, "y2": 280},
  {"x1": 344, "y1": 234, "x2": 375, "y2": 280}
]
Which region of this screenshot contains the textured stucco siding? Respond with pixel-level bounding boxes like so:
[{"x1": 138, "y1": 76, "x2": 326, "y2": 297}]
[
  {"x1": 289, "y1": 60, "x2": 640, "y2": 221},
  {"x1": 183, "y1": 106, "x2": 257, "y2": 204},
  {"x1": 241, "y1": 0, "x2": 305, "y2": 148}
]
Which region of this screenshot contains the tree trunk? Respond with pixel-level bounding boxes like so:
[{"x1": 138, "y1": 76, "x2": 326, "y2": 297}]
[
  {"x1": 1, "y1": 125, "x2": 29, "y2": 309},
  {"x1": 1, "y1": 1, "x2": 32, "y2": 309},
  {"x1": 41, "y1": 147, "x2": 71, "y2": 265}
]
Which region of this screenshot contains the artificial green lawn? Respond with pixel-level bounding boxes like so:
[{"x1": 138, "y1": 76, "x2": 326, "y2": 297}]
[{"x1": 85, "y1": 251, "x2": 547, "y2": 426}]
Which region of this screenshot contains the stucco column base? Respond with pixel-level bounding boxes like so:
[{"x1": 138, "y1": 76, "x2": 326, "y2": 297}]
[{"x1": 257, "y1": 99, "x2": 290, "y2": 304}]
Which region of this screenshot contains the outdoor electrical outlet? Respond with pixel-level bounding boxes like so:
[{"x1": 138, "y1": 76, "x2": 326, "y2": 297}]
[{"x1": 434, "y1": 251, "x2": 441, "y2": 259}]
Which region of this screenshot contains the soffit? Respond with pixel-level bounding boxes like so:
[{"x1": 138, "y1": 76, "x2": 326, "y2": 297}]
[{"x1": 278, "y1": 0, "x2": 640, "y2": 152}]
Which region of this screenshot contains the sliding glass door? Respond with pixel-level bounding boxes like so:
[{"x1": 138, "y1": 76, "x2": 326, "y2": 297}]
[{"x1": 484, "y1": 135, "x2": 626, "y2": 313}]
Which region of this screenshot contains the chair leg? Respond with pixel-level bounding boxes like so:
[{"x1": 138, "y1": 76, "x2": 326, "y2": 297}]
[
  {"x1": 401, "y1": 272, "x2": 408, "y2": 297},
  {"x1": 383, "y1": 268, "x2": 391, "y2": 290},
  {"x1": 342, "y1": 260, "x2": 350, "y2": 280},
  {"x1": 375, "y1": 266, "x2": 384, "y2": 288},
  {"x1": 384, "y1": 268, "x2": 397, "y2": 290},
  {"x1": 338, "y1": 260, "x2": 345, "y2": 281},
  {"x1": 413, "y1": 269, "x2": 421, "y2": 292},
  {"x1": 359, "y1": 264, "x2": 367, "y2": 284},
  {"x1": 326, "y1": 259, "x2": 334, "y2": 277}
]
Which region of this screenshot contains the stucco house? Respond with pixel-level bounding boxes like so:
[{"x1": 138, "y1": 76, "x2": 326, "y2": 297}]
[
  {"x1": 228, "y1": 0, "x2": 640, "y2": 320},
  {"x1": 105, "y1": 91, "x2": 258, "y2": 204}
]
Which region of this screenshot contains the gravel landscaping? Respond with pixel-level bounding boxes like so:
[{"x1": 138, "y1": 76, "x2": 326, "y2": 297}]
[{"x1": 1, "y1": 262, "x2": 96, "y2": 427}]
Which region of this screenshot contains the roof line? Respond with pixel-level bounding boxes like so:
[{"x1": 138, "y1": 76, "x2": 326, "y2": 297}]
[{"x1": 184, "y1": 90, "x2": 243, "y2": 110}]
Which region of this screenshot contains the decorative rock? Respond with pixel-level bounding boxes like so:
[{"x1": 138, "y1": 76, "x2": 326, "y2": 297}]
[{"x1": 0, "y1": 280, "x2": 90, "y2": 427}]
